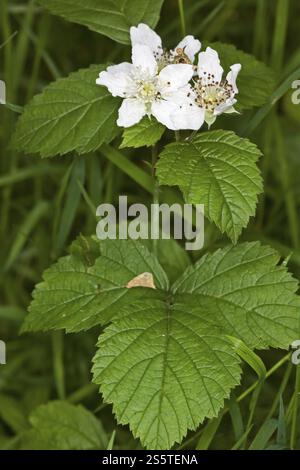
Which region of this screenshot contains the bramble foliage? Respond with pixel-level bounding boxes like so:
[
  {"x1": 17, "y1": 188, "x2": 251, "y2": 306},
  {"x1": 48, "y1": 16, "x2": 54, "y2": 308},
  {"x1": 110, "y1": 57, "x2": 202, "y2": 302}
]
[
  {"x1": 23, "y1": 239, "x2": 300, "y2": 449},
  {"x1": 120, "y1": 118, "x2": 165, "y2": 149},
  {"x1": 6, "y1": 0, "x2": 300, "y2": 452},
  {"x1": 157, "y1": 131, "x2": 263, "y2": 243},
  {"x1": 37, "y1": 0, "x2": 164, "y2": 44},
  {"x1": 23, "y1": 401, "x2": 107, "y2": 450},
  {"x1": 12, "y1": 66, "x2": 121, "y2": 158}
]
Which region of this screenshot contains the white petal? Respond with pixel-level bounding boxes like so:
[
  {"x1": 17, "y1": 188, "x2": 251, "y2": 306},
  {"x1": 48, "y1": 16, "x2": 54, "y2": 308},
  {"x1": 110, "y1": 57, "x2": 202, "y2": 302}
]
[
  {"x1": 151, "y1": 100, "x2": 177, "y2": 130},
  {"x1": 117, "y1": 98, "x2": 146, "y2": 127},
  {"x1": 214, "y1": 98, "x2": 237, "y2": 115},
  {"x1": 174, "y1": 35, "x2": 201, "y2": 62},
  {"x1": 132, "y1": 45, "x2": 157, "y2": 75},
  {"x1": 106, "y1": 63, "x2": 133, "y2": 74},
  {"x1": 171, "y1": 103, "x2": 205, "y2": 130},
  {"x1": 159, "y1": 64, "x2": 194, "y2": 93},
  {"x1": 197, "y1": 47, "x2": 223, "y2": 84},
  {"x1": 226, "y1": 64, "x2": 241, "y2": 94},
  {"x1": 96, "y1": 63, "x2": 134, "y2": 97},
  {"x1": 130, "y1": 23, "x2": 162, "y2": 57},
  {"x1": 164, "y1": 86, "x2": 204, "y2": 130}
]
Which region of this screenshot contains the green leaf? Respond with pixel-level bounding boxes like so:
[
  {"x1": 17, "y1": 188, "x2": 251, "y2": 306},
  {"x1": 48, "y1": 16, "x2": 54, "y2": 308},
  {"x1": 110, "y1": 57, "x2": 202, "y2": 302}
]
[
  {"x1": 12, "y1": 65, "x2": 120, "y2": 158},
  {"x1": 23, "y1": 238, "x2": 300, "y2": 450},
  {"x1": 22, "y1": 238, "x2": 169, "y2": 333},
  {"x1": 207, "y1": 42, "x2": 276, "y2": 110},
  {"x1": 249, "y1": 419, "x2": 278, "y2": 450},
  {"x1": 172, "y1": 242, "x2": 300, "y2": 349},
  {"x1": 38, "y1": 0, "x2": 164, "y2": 44},
  {"x1": 228, "y1": 394, "x2": 244, "y2": 443},
  {"x1": 276, "y1": 397, "x2": 287, "y2": 447},
  {"x1": 53, "y1": 158, "x2": 85, "y2": 255},
  {"x1": 226, "y1": 336, "x2": 266, "y2": 380},
  {"x1": 28, "y1": 401, "x2": 107, "y2": 450},
  {"x1": 195, "y1": 414, "x2": 223, "y2": 450},
  {"x1": 92, "y1": 291, "x2": 242, "y2": 450},
  {"x1": 120, "y1": 118, "x2": 165, "y2": 149},
  {"x1": 156, "y1": 130, "x2": 263, "y2": 243}
]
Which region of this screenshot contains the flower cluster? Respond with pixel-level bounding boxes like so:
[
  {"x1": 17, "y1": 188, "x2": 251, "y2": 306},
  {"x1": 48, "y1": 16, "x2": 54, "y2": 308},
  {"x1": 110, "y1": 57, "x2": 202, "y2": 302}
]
[{"x1": 97, "y1": 24, "x2": 241, "y2": 131}]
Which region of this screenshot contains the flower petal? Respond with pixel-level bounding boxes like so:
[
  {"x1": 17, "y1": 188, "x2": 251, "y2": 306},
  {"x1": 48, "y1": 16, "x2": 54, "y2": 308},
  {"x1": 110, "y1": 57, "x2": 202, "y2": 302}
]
[
  {"x1": 197, "y1": 47, "x2": 223, "y2": 84},
  {"x1": 117, "y1": 98, "x2": 146, "y2": 127},
  {"x1": 132, "y1": 45, "x2": 157, "y2": 75},
  {"x1": 96, "y1": 63, "x2": 134, "y2": 97},
  {"x1": 166, "y1": 87, "x2": 205, "y2": 130},
  {"x1": 130, "y1": 23, "x2": 162, "y2": 57},
  {"x1": 159, "y1": 64, "x2": 194, "y2": 93},
  {"x1": 174, "y1": 35, "x2": 201, "y2": 62},
  {"x1": 151, "y1": 100, "x2": 177, "y2": 130},
  {"x1": 226, "y1": 64, "x2": 241, "y2": 94},
  {"x1": 171, "y1": 103, "x2": 205, "y2": 130}
]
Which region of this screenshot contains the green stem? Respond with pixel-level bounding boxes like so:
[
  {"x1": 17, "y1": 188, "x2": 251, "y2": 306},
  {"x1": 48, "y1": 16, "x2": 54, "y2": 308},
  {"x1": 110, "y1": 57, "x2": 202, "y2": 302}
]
[
  {"x1": 175, "y1": 130, "x2": 181, "y2": 141},
  {"x1": 67, "y1": 383, "x2": 97, "y2": 404},
  {"x1": 0, "y1": 30, "x2": 18, "y2": 50},
  {"x1": 265, "y1": 361, "x2": 293, "y2": 422},
  {"x1": 237, "y1": 353, "x2": 290, "y2": 404},
  {"x1": 178, "y1": 0, "x2": 186, "y2": 36},
  {"x1": 253, "y1": 0, "x2": 267, "y2": 61},
  {"x1": 187, "y1": 130, "x2": 197, "y2": 142},
  {"x1": 52, "y1": 331, "x2": 66, "y2": 399},
  {"x1": 271, "y1": 0, "x2": 289, "y2": 73}
]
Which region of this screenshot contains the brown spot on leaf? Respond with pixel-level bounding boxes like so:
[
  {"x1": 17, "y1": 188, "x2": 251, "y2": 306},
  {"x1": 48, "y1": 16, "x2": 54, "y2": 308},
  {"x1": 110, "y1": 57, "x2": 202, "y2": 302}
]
[{"x1": 126, "y1": 272, "x2": 156, "y2": 289}]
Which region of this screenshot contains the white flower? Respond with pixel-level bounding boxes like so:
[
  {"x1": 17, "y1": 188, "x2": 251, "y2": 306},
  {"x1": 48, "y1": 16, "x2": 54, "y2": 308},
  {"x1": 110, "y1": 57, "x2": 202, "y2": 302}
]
[
  {"x1": 193, "y1": 47, "x2": 242, "y2": 127},
  {"x1": 130, "y1": 23, "x2": 201, "y2": 69},
  {"x1": 96, "y1": 44, "x2": 198, "y2": 130}
]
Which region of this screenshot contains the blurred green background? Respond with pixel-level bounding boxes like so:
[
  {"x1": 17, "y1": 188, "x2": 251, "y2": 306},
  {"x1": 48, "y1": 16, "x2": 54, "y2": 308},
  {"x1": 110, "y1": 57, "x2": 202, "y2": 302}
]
[{"x1": 1, "y1": 0, "x2": 300, "y2": 450}]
